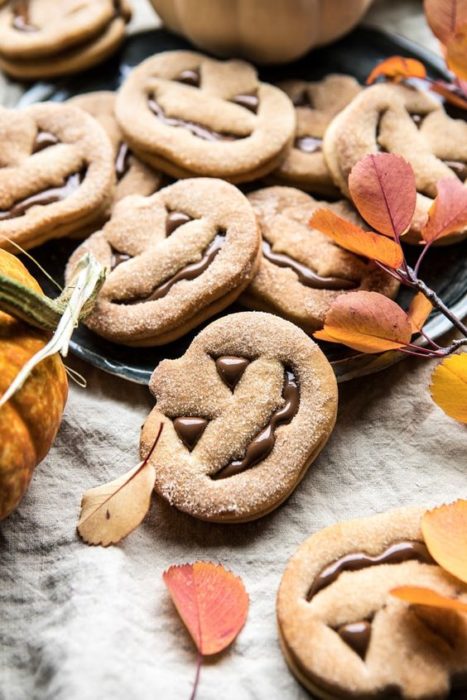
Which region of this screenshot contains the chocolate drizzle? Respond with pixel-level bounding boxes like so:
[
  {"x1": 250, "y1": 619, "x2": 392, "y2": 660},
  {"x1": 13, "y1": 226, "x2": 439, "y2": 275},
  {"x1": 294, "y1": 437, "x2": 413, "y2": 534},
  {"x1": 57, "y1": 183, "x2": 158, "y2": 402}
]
[
  {"x1": 166, "y1": 211, "x2": 192, "y2": 236},
  {"x1": 115, "y1": 142, "x2": 131, "y2": 180},
  {"x1": 32, "y1": 131, "x2": 59, "y2": 153},
  {"x1": 148, "y1": 97, "x2": 239, "y2": 142},
  {"x1": 294, "y1": 135, "x2": 322, "y2": 154},
  {"x1": 232, "y1": 92, "x2": 259, "y2": 114},
  {"x1": 0, "y1": 171, "x2": 85, "y2": 221},
  {"x1": 12, "y1": 0, "x2": 37, "y2": 32},
  {"x1": 306, "y1": 540, "x2": 435, "y2": 601},
  {"x1": 215, "y1": 356, "x2": 249, "y2": 390},
  {"x1": 444, "y1": 160, "x2": 467, "y2": 181},
  {"x1": 116, "y1": 230, "x2": 225, "y2": 304},
  {"x1": 174, "y1": 416, "x2": 208, "y2": 450},
  {"x1": 336, "y1": 620, "x2": 372, "y2": 659},
  {"x1": 176, "y1": 68, "x2": 200, "y2": 87},
  {"x1": 212, "y1": 366, "x2": 299, "y2": 480},
  {"x1": 262, "y1": 240, "x2": 357, "y2": 291}
]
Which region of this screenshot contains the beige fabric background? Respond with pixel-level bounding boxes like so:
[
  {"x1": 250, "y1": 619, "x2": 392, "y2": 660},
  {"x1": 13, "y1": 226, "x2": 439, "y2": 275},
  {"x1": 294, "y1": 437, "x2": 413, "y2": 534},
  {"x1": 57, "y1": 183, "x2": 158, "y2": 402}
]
[{"x1": 0, "y1": 2, "x2": 465, "y2": 699}]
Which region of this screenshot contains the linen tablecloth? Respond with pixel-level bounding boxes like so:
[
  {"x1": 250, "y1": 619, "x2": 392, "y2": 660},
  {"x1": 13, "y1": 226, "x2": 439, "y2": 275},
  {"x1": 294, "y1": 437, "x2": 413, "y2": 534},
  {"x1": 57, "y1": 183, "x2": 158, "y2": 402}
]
[{"x1": 1, "y1": 2, "x2": 465, "y2": 699}]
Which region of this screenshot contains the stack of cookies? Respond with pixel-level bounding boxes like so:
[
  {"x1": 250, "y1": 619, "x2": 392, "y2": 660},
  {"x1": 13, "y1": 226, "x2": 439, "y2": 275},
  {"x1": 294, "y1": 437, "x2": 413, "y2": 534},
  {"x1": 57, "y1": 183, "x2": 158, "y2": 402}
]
[{"x1": 2, "y1": 46, "x2": 467, "y2": 348}]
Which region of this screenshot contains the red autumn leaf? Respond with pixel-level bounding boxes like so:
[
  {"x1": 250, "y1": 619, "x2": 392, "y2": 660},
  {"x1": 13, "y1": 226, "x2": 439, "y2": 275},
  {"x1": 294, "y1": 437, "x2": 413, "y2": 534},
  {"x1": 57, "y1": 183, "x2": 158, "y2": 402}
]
[
  {"x1": 431, "y1": 79, "x2": 467, "y2": 110},
  {"x1": 446, "y1": 26, "x2": 467, "y2": 80},
  {"x1": 407, "y1": 292, "x2": 433, "y2": 333},
  {"x1": 366, "y1": 56, "x2": 427, "y2": 84},
  {"x1": 424, "y1": 0, "x2": 467, "y2": 43},
  {"x1": 422, "y1": 500, "x2": 467, "y2": 581},
  {"x1": 422, "y1": 178, "x2": 467, "y2": 243},
  {"x1": 309, "y1": 209, "x2": 404, "y2": 269},
  {"x1": 391, "y1": 585, "x2": 467, "y2": 613},
  {"x1": 163, "y1": 562, "x2": 249, "y2": 655},
  {"x1": 314, "y1": 291, "x2": 413, "y2": 353},
  {"x1": 348, "y1": 154, "x2": 417, "y2": 239}
]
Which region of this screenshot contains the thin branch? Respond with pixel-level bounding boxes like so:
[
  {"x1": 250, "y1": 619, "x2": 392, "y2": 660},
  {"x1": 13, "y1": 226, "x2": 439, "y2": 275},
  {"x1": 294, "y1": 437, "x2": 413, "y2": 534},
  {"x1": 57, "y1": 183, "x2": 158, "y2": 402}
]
[
  {"x1": 413, "y1": 241, "x2": 433, "y2": 277},
  {"x1": 189, "y1": 652, "x2": 203, "y2": 700},
  {"x1": 405, "y1": 269, "x2": 467, "y2": 337}
]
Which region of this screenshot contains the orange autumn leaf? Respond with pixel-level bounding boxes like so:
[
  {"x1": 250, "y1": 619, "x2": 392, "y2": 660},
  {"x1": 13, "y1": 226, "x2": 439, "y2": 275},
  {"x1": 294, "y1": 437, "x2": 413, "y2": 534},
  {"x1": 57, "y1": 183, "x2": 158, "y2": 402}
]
[
  {"x1": 422, "y1": 500, "x2": 467, "y2": 582},
  {"x1": 391, "y1": 586, "x2": 467, "y2": 613},
  {"x1": 424, "y1": 0, "x2": 467, "y2": 43},
  {"x1": 163, "y1": 562, "x2": 249, "y2": 655},
  {"x1": 366, "y1": 56, "x2": 427, "y2": 84},
  {"x1": 422, "y1": 179, "x2": 467, "y2": 243},
  {"x1": 446, "y1": 27, "x2": 467, "y2": 80},
  {"x1": 407, "y1": 292, "x2": 433, "y2": 333},
  {"x1": 348, "y1": 154, "x2": 417, "y2": 238},
  {"x1": 431, "y1": 79, "x2": 467, "y2": 109},
  {"x1": 430, "y1": 354, "x2": 467, "y2": 422},
  {"x1": 314, "y1": 291, "x2": 413, "y2": 353},
  {"x1": 309, "y1": 209, "x2": 404, "y2": 269}
]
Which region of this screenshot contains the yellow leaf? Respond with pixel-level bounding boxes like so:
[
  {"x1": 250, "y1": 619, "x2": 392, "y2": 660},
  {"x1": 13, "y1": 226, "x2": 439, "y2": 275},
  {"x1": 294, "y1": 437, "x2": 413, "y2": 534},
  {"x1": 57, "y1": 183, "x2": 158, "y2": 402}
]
[
  {"x1": 391, "y1": 585, "x2": 467, "y2": 613},
  {"x1": 430, "y1": 354, "x2": 467, "y2": 422},
  {"x1": 407, "y1": 292, "x2": 433, "y2": 333},
  {"x1": 77, "y1": 423, "x2": 162, "y2": 546},
  {"x1": 422, "y1": 500, "x2": 467, "y2": 584}
]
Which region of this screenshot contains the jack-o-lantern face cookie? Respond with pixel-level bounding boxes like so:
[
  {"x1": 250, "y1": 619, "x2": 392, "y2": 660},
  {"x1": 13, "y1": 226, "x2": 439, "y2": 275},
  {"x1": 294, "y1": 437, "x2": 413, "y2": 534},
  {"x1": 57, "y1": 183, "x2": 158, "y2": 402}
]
[
  {"x1": 324, "y1": 83, "x2": 467, "y2": 243},
  {"x1": 271, "y1": 75, "x2": 362, "y2": 196},
  {"x1": 115, "y1": 50, "x2": 296, "y2": 183},
  {"x1": 69, "y1": 91, "x2": 162, "y2": 206},
  {"x1": 140, "y1": 312, "x2": 337, "y2": 522},
  {"x1": 240, "y1": 187, "x2": 399, "y2": 333},
  {"x1": 0, "y1": 102, "x2": 114, "y2": 252},
  {"x1": 277, "y1": 506, "x2": 467, "y2": 699},
  {"x1": 65, "y1": 178, "x2": 261, "y2": 346},
  {"x1": 0, "y1": 0, "x2": 132, "y2": 80}
]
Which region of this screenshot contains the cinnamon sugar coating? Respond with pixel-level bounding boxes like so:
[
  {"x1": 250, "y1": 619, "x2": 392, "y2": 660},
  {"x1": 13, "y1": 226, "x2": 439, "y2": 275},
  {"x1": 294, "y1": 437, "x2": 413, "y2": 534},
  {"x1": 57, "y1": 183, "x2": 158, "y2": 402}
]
[
  {"x1": 271, "y1": 75, "x2": 362, "y2": 195},
  {"x1": 115, "y1": 50, "x2": 296, "y2": 183},
  {"x1": 323, "y1": 83, "x2": 467, "y2": 243},
  {"x1": 0, "y1": 102, "x2": 114, "y2": 251},
  {"x1": 278, "y1": 506, "x2": 467, "y2": 699},
  {"x1": 69, "y1": 91, "x2": 162, "y2": 206},
  {"x1": 241, "y1": 186, "x2": 399, "y2": 332},
  {"x1": 141, "y1": 312, "x2": 337, "y2": 523},
  {"x1": 65, "y1": 178, "x2": 261, "y2": 345}
]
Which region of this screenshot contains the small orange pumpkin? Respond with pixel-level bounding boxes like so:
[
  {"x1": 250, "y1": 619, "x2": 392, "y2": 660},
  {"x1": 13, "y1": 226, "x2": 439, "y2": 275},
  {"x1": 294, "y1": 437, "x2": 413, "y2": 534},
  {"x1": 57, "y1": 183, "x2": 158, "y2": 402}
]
[{"x1": 0, "y1": 250, "x2": 68, "y2": 520}]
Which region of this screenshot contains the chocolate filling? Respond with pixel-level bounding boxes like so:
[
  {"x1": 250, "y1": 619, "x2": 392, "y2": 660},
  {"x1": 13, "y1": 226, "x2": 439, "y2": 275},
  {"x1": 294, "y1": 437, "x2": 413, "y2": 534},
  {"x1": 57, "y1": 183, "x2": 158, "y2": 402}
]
[
  {"x1": 110, "y1": 247, "x2": 131, "y2": 270},
  {"x1": 410, "y1": 112, "x2": 425, "y2": 128},
  {"x1": 336, "y1": 620, "x2": 372, "y2": 659},
  {"x1": 115, "y1": 142, "x2": 131, "y2": 180},
  {"x1": 166, "y1": 210, "x2": 192, "y2": 236},
  {"x1": 12, "y1": 0, "x2": 37, "y2": 32},
  {"x1": 306, "y1": 541, "x2": 435, "y2": 601},
  {"x1": 0, "y1": 170, "x2": 85, "y2": 221},
  {"x1": 232, "y1": 92, "x2": 259, "y2": 114},
  {"x1": 115, "y1": 230, "x2": 225, "y2": 304},
  {"x1": 32, "y1": 130, "x2": 59, "y2": 153},
  {"x1": 212, "y1": 366, "x2": 299, "y2": 479},
  {"x1": 173, "y1": 416, "x2": 208, "y2": 450},
  {"x1": 292, "y1": 90, "x2": 313, "y2": 108},
  {"x1": 215, "y1": 356, "x2": 250, "y2": 390},
  {"x1": 444, "y1": 160, "x2": 467, "y2": 181},
  {"x1": 148, "y1": 97, "x2": 240, "y2": 142},
  {"x1": 176, "y1": 68, "x2": 200, "y2": 87},
  {"x1": 262, "y1": 240, "x2": 357, "y2": 291},
  {"x1": 294, "y1": 135, "x2": 322, "y2": 154}
]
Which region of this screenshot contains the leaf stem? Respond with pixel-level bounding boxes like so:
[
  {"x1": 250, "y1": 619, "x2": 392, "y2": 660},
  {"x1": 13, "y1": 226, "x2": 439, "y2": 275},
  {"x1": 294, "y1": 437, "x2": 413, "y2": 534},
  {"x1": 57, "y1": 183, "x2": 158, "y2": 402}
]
[
  {"x1": 189, "y1": 652, "x2": 203, "y2": 700},
  {"x1": 413, "y1": 241, "x2": 432, "y2": 277}
]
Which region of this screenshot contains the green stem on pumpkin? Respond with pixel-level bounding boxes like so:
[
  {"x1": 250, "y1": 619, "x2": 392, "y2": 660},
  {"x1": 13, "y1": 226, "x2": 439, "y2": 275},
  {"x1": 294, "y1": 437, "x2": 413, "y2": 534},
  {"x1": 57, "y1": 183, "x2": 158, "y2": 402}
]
[
  {"x1": 0, "y1": 254, "x2": 106, "y2": 408},
  {"x1": 0, "y1": 253, "x2": 105, "y2": 331}
]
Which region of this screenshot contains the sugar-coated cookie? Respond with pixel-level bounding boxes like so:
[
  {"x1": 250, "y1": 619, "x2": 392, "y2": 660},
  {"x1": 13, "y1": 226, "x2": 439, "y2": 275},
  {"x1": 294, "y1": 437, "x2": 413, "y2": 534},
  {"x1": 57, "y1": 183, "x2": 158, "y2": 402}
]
[
  {"x1": 115, "y1": 50, "x2": 296, "y2": 183},
  {"x1": 277, "y1": 506, "x2": 467, "y2": 699},
  {"x1": 69, "y1": 91, "x2": 162, "y2": 205},
  {"x1": 0, "y1": 102, "x2": 114, "y2": 251},
  {"x1": 324, "y1": 84, "x2": 467, "y2": 243},
  {"x1": 140, "y1": 312, "x2": 338, "y2": 522},
  {"x1": 240, "y1": 187, "x2": 399, "y2": 332},
  {"x1": 65, "y1": 178, "x2": 261, "y2": 345},
  {"x1": 0, "y1": 0, "x2": 132, "y2": 80},
  {"x1": 271, "y1": 75, "x2": 362, "y2": 195}
]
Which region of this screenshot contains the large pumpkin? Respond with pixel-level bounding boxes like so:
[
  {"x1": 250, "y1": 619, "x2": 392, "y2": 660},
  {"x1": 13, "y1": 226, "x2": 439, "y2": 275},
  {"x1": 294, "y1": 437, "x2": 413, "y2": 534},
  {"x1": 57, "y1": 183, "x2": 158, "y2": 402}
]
[
  {"x1": 149, "y1": 0, "x2": 373, "y2": 63},
  {"x1": 0, "y1": 250, "x2": 68, "y2": 520}
]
